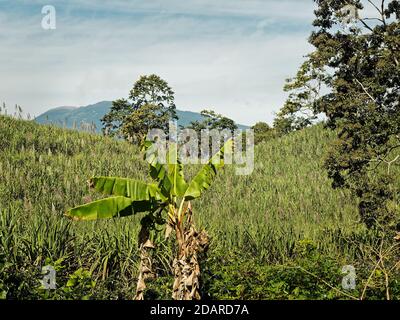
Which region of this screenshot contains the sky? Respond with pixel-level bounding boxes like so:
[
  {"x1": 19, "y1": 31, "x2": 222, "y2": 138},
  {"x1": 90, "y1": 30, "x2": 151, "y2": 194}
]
[{"x1": 0, "y1": 0, "x2": 318, "y2": 125}]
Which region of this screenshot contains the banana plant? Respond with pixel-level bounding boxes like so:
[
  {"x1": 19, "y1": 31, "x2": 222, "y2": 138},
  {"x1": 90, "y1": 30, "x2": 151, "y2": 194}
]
[{"x1": 66, "y1": 138, "x2": 233, "y2": 300}]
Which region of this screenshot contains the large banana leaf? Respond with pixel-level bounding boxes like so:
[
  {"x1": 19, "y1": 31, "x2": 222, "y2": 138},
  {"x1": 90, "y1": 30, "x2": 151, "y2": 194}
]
[
  {"x1": 143, "y1": 140, "x2": 173, "y2": 196},
  {"x1": 167, "y1": 142, "x2": 188, "y2": 197},
  {"x1": 184, "y1": 139, "x2": 233, "y2": 200},
  {"x1": 90, "y1": 177, "x2": 166, "y2": 201},
  {"x1": 65, "y1": 196, "x2": 152, "y2": 221},
  {"x1": 142, "y1": 140, "x2": 168, "y2": 182},
  {"x1": 143, "y1": 140, "x2": 187, "y2": 197}
]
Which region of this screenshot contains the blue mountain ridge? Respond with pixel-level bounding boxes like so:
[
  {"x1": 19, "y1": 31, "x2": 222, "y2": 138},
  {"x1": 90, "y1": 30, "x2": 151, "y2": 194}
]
[{"x1": 35, "y1": 101, "x2": 249, "y2": 131}]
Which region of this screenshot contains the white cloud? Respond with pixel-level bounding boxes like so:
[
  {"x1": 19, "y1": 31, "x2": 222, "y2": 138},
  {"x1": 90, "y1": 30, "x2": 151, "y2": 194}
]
[{"x1": 0, "y1": 0, "x2": 316, "y2": 125}]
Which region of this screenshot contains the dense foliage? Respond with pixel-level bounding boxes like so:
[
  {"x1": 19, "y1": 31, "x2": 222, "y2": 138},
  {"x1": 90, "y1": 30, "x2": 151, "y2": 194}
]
[
  {"x1": 277, "y1": 0, "x2": 400, "y2": 231},
  {"x1": 1, "y1": 116, "x2": 399, "y2": 299}
]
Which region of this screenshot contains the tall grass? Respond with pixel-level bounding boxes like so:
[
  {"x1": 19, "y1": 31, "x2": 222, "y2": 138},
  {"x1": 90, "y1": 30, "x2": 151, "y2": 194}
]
[{"x1": 0, "y1": 115, "x2": 397, "y2": 299}]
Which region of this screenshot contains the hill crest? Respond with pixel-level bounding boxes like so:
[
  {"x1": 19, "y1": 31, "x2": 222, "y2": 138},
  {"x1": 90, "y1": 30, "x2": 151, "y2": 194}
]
[{"x1": 35, "y1": 101, "x2": 249, "y2": 132}]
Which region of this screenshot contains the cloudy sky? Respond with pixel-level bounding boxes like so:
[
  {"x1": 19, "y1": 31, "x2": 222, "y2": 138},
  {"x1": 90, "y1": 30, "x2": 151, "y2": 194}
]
[{"x1": 0, "y1": 0, "x2": 318, "y2": 125}]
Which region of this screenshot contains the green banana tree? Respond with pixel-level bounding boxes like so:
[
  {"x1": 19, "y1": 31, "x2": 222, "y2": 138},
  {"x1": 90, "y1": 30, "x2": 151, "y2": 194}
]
[{"x1": 66, "y1": 138, "x2": 233, "y2": 300}]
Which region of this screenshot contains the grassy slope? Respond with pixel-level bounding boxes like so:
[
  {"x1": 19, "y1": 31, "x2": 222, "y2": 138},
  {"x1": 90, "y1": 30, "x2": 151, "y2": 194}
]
[{"x1": 0, "y1": 115, "x2": 385, "y2": 299}]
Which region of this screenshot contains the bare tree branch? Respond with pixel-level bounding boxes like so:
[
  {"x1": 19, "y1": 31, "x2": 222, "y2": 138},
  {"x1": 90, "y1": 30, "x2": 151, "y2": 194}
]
[
  {"x1": 354, "y1": 78, "x2": 377, "y2": 103},
  {"x1": 358, "y1": 18, "x2": 374, "y2": 32},
  {"x1": 368, "y1": 0, "x2": 382, "y2": 14}
]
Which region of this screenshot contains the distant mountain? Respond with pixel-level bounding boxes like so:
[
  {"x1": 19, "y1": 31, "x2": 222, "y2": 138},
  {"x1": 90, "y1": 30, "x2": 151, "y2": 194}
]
[{"x1": 35, "y1": 101, "x2": 248, "y2": 132}]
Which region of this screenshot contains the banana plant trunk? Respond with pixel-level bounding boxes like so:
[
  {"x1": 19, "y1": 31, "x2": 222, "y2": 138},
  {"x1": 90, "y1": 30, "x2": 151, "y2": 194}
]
[
  {"x1": 134, "y1": 224, "x2": 156, "y2": 300},
  {"x1": 172, "y1": 205, "x2": 209, "y2": 300}
]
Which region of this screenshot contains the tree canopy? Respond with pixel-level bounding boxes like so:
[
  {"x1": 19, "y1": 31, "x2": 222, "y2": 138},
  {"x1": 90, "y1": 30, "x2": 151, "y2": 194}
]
[
  {"x1": 101, "y1": 74, "x2": 177, "y2": 142},
  {"x1": 252, "y1": 122, "x2": 274, "y2": 144},
  {"x1": 277, "y1": 0, "x2": 400, "y2": 229},
  {"x1": 187, "y1": 110, "x2": 238, "y2": 132}
]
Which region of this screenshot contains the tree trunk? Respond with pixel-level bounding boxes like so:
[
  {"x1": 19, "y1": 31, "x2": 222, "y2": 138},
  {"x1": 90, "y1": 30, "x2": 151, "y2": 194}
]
[
  {"x1": 134, "y1": 224, "x2": 155, "y2": 300},
  {"x1": 172, "y1": 207, "x2": 209, "y2": 300}
]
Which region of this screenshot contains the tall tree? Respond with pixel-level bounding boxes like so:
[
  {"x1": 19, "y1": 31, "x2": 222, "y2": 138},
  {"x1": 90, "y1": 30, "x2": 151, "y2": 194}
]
[
  {"x1": 101, "y1": 74, "x2": 178, "y2": 140},
  {"x1": 278, "y1": 0, "x2": 400, "y2": 230}
]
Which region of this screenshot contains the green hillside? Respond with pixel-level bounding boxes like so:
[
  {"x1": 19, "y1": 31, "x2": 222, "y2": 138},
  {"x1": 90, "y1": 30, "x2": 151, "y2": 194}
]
[{"x1": 1, "y1": 115, "x2": 398, "y2": 300}]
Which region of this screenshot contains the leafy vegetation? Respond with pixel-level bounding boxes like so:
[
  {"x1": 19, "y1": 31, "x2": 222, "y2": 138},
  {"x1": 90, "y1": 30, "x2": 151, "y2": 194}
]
[
  {"x1": 1, "y1": 115, "x2": 399, "y2": 299},
  {"x1": 277, "y1": 0, "x2": 400, "y2": 232},
  {"x1": 1, "y1": 0, "x2": 399, "y2": 301},
  {"x1": 66, "y1": 138, "x2": 233, "y2": 300}
]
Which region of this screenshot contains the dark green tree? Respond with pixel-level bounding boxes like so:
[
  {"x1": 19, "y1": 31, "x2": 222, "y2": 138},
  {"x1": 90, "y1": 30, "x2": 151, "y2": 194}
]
[
  {"x1": 252, "y1": 122, "x2": 274, "y2": 144},
  {"x1": 187, "y1": 110, "x2": 238, "y2": 133},
  {"x1": 101, "y1": 74, "x2": 178, "y2": 140},
  {"x1": 287, "y1": 0, "x2": 400, "y2": 230},
  {"x1": 121, "y1": 103, "x2": 171, "y2": 145},
  {"x1": 186, "y1": 110, "x2": 238, "y2": 157}
]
